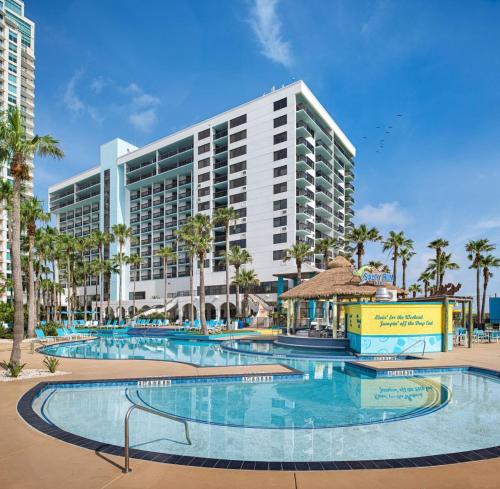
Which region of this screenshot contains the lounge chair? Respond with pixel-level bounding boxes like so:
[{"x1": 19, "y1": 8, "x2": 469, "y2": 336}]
[{"x1": 34, "y1": 328, "x2": 58, "y2": 342}]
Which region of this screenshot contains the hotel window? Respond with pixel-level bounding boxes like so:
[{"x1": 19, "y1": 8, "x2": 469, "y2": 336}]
[
  {"x1": 234, "y1": 207, "x2": 247, "y2": 218},
  {"x1": 230, "y1": 129, "x2": 246, "y2": 143},
  {"x1": 273, "y1": 98, "x2": 287, "y2": 111},
  {"x1": 230, "y1": 192, "x2": 246, "y2": 204},
  {"x1": 230, "y1": 223, "x2": 246, "y2": 234},
  {"x1": 273, "y1": 165, "x2": 287, "y2": 178},
  {"x1": 198, "y1": 187, "x2": 210, "y2": 197},
  {"x1": 230, "y1": 114, "x2": 246, "y2": 128},
  {"x1": 8, "y1": 74, "x2": 16, "y2": 83},
  {"x1": 198, "y1": 172, "x2": 210, "y2": 183},
  {"x1": 198, "y1": 143, "x2": 210, "y2": 154},
  {"x1": 8, "y1": 63, "x2": 16, "y2": 74},
  {"x1": 274, "y1": 148, "x2": 287, "y2": 161},
  {"x1": 198, "y1": 128, "x2": 210, "y2": 140},
  {"x1": 273, "y1": 250, "x2": 287, "y2": 261},
  {"x1": 230, "y1": 176, "x2": 246, "y2": 189},
  {"x1": 198, "y1": 157, "x2": 210, "y2": 169},
  {"x1": 8, "y1": 83, "x2": 16, "y2": 94},
  {"x1": 8, "y1": 53, "x2": 16, "y2": 63},
  {"x1": 230, "y1": 160, "x2": 247, "y2": 173},
  {"x1": 274, "y1": 131, "x2": 287, "y2": 144},
  {"x1": 230, "y1": 145, "x2": 246, "y2": 158},
  {"x1": 274, "y1": 115, "x2": 287, "y2": 128},
  {"x1": 198, "y1": 201, "x2": 210, "y2": 211},
  {"x1": 230, "y1": 239, "x2": 247, "y2": 248},
  {"x1": 8, "y1": 42, "x2": 17, "y2": 53},
  {"x1": 273, "y1": 198, "x2": 287, "y2": 211},
  {"x1": 8, "y1": 31, "x2": 17, "y2": 43},
  {"x1": 273, "y1": 216, "x2": 287, "y2": 227},
  {"x1": 273, "y1": 232, "x2": 287, "y2": 244},
  {"x1": 273, "y1": 182, "x2": 287, "y2": 194},
  {"x1": 8, "y1": 94, "x2": 16, "y2": 104}
]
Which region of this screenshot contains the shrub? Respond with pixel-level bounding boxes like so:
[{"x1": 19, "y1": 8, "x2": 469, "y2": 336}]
[
  {"x1": 0, "y1": 360, "x2": 27, "y2": 378},
  {"x1": 43, "y1": 356, "x2": 59, "y2": 373},
  {"x1": 41, "y1": 322, "x2": 59, "y2": 337},
  {"x1": 0, "y1": 325, "x2": 13, "y2": 339}
]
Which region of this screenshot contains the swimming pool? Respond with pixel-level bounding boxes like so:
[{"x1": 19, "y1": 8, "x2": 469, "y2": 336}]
[{"x1": 27, "y1": 337, "x2": 500, "y2": 469}]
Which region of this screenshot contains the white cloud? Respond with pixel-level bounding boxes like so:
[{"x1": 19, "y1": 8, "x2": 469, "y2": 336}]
[
  {"x1": 63, "y1": 71, "x2": 85, "y2": 114},
  {"x1": 361, "y1": 0, "x2": 390, "y2": 37},
  {"x1": 248, "y1": 0, "x2": 293, "y2": 67},
  {"x1": 90, "y1": 76, "x2": 108, "y2": 94},
  {"x1": 475, "y1": 218, "x2": 500, "y2": 230},
  {"x1": 129, "y1": 109, "x2": 158, "y2": 133},
  {"x1": 356, "y1": 201, "x2": 411, "y2": 227}
]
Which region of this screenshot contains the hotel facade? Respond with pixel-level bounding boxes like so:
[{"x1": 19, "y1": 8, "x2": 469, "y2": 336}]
[
  {"x1": 0, "y1": 0, "x2": 35, "y2": 299},
  {"x1": 48, "y1": 81, "x2": 356, "y2": 320}
]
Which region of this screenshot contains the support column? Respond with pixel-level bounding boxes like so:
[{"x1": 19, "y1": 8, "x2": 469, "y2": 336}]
[
  {"x1": 461, "y1": 302, "x2": 466, "y2": 329},
  {"x1": 468, "y1": 300, "x2": 473, "y2": 348},
  {"x1": 309, "y1": 300, "x2": 316, "y2": 322},
  {"x1": 443, "y1": 297, "x2": 449, "y2": 352},
  {"x1": 332, "y1": 296, "x2": 338, "y2": 338}
]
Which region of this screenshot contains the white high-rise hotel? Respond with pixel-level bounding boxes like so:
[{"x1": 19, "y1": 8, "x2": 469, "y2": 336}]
[
  {"x1": 48, "y1": 81, "x2": 355, "y2": 319},
  {"x1": 0, "y1": 0, "x2": 35, "y2": 297}
]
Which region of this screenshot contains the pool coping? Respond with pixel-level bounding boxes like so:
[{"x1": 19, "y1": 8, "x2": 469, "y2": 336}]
[{"x1": 17, "y1": 366, "x2": 500, "y2": 471}]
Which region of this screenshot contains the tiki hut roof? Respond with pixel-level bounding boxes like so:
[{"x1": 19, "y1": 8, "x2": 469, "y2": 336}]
[{"x1": 281, "y1": 256, "x2": 403, "y2": 300}]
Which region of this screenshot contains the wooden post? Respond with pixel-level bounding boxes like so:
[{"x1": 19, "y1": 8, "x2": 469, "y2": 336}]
[
  {"x1": 468, "y1": 300, "x2": 473, "y2": 348},
  {"x1": 286, "y1": 299, "x2": 291, "y2": 336},
  {"x1": 461, "y1": 302, "x2": 466, "y2": 329},
  {"x1": 443, "y1": 297, "x2": 450, "y2": 352}
]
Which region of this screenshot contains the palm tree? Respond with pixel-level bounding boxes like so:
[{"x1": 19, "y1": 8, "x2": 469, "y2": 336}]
[
  {"x1": 233, "y1": 269, "x2": 259, "y2": 318},
  {"x1": 314, "y1": 237, "x2": 339, "y2": 269},
  {"x1": 428, "y1": 239, "x2": 449, "y2": 288},
  {"x1": 382, "y1": 231, "x2": 413, "y2": 286},
  {"x1": 58, "y1": 233, "x2": 77, "y2": 325},
  {"x1": 399, "y1": 245, "x2": 415, "y2": 291},
  {"x1": 177, "y1": 221, "x2": 198, "y2": 328},
  {"x1": 213, "y1": 207, "x2": 239, "y2": 325},
  {"x1": 156, "y1": 246, "x2": 177, "y2": 319},
  {"x1": 0, "y1": 107, "x2": 63, "y2": 363},
  {"x1": 75, "y1": 236, "x2": 93, "y2": 323},
  {"x1": 367, "y1": 260, "x2": 390, "y2": 272},
  {"x1": 21, "y1": 197, "x2": 49, "y2": 337},
  {"x1": 126, "y1": 254, "x2": 142, "y2": 318},
  {"x1": 90, "y1": 230, "x2": 114, "y2": 325},
  {"x1": 466, "y1": 239, "x2": 496, "y2": 325},
  {"x1": 101, "y1": 259, "x2": 120, "y2": 318},
  {"x1": 111, "y1": 224, "x2": 133, "y2": 322},
  {"x1": 283, "y1": 242, "x2": 313, "y2": 284},
  {"x1": 426, "y1": 252, "x2": 460, "y2": 289},
  {"x1": 408, "y1": 283, "x2": 422, "y2": 298},
  {"x1": 418, "y1": 270, "x2": 434, "y2": 297},
  {"x1": 190, "y1": 214, "x2": 213, "y2": 334},
  {"x1": 226, "y1": 245, "x2": 252, "y2": 318},
  {"x1": 112, "y1": 252, "x2": 128, "y2": 321},
  {"x1": 347, "y1": 224, "x2": 381, "y2": 269},
  {"x1": 479, "y1": 254, "x2": 500, "y2": 323}
]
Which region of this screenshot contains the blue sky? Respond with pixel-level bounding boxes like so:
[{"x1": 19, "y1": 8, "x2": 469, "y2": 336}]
[{"x1": 29, "y1": 0, "x2": 500, "y2": 299}]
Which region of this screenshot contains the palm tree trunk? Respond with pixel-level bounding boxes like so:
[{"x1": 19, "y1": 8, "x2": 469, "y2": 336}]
[
  {"x1": 10, "y1": 178, "x2": 24, "y2": 364},
  {"x1": 132, "y1": 272, "x2": 137, "y2": 318},
  {"x1": 199, "y1": 253, "x2": 207, "y2": 335},
  {"x1": 189, "y1": 255, "x2": 194, "y2": 327},
  {"x1": 436, "y1": 250, "x2": 441, "y2": 288},
  {"x1": 324, "y1": 252, "x2": 328, "y2": 270},
  {"x1": 163, "y1": 258, "x2": 168, "y2": 320},
  {"x1": 99, "y1": 247, "x2": 104, "y2": 326},
  {"x1": 118, "y1": 243, "x2": 123, "y2": 322},
  {"x1": 83, "y1": 274, "x2": 88, "y2": 323},
  {"x1": 225, "y1": 224, "x2": 230, "y2": 325},
  {"x1": 392, "y1": 252, "x2": 397, "y2": 286},
  {"x1": 27, "y1": 235, "x2": 36, "y2": 338},
  {"x1": 357, "y1": 244, "x2": 362, "y2": 269},
  {"x1": 476, "y1": 265, "x2": 481, "y2": 325},
  {"x1": 66, "y1": 256, "x2": 72, "y2": 325},
  {"x1": 235, "y1": 264, "x2": 241, "y2": 318},
  {"x1": 424, "y1": 282, "x2": 428, "y2": 297},
  {"x1": 481, "y1": 274, "x2": 488, "y2": 323},
  {"x1": 402, "y1": 262, "x2": 407, "y2": 291}
]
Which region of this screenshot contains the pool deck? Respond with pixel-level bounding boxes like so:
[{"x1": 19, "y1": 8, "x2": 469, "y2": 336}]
[{"x1": 0, "y1": 340, "x2": 499, "y2": 489}]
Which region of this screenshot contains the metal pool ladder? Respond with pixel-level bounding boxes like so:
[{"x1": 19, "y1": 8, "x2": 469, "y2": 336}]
[
  {"x1": 395, "y1": 338, "x2": 427, "y2": 358},
  {"x1": 124, "y1": 403, "x2": 191, "y2": 473}
]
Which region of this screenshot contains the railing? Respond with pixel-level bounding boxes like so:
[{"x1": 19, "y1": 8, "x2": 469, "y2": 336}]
[{"x1": 395, "y1": 339, "x2": 426, "y2": 358}]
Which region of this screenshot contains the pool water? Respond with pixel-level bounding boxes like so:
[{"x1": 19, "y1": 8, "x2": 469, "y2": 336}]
[{"x1": 34, "y1": 336, "x2": 500, "y2": 463}]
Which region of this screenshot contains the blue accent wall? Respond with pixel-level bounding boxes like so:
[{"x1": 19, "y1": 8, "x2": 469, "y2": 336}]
[{"x1": 490, "y1": 297, "x2": 500, "y2": 324}]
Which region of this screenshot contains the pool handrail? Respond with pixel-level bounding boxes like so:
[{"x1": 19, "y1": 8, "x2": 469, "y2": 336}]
[
  {"x1": 124, "y1": 403, "x2": 191, "y2": 473},
  {"x1": 395, "y1": 338, "x2": 426, "y2": 358}
]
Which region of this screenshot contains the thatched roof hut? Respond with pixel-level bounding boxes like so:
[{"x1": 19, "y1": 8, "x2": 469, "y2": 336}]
[{"x1": 280, "y1": 256, "x2": 403, "y2": 300}]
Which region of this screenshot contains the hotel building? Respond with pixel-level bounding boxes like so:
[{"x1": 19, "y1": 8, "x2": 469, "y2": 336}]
[
  {"x1": 48, "y1": 81, "x2": 355, "y2": 319},
  {"x1": 0, "y1": 0, "x2": 35, "y2": 299}
]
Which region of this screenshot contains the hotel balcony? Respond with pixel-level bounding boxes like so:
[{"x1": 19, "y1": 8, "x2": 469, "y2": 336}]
[
  {"x1": 296, "y1": 120, "x2": 315, "y2": 139},
  {"x1": 296, "y1": 137, "x2": 315, "y2": 155},
  {"x1": 296, "y1": 187, "x2": 314, "y2": 205},
  {"x1": 296, "y1": 170, "x2": 314, "y2": 187},
  {"x1": 296, "y1": 154, "x2": 314, "y2": 171}
]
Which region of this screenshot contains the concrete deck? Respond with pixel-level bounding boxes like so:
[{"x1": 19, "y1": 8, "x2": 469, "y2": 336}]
[{"x1": 0, "y1": 341, "x2": 499, "y2": 489}]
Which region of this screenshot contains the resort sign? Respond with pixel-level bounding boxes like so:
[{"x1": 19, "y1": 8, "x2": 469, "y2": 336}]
[{"x1": 355, "y1": 265, "x2": 394, "y2": 285}]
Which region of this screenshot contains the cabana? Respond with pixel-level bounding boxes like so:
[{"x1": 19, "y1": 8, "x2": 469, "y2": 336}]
[{"x1": 280, "y1": 256, "x2": 402, "y2": 337}]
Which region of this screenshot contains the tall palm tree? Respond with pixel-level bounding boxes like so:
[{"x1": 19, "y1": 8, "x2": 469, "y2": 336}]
[
  {"x1": 465, "y1": 239, "x2": 495, "y2": 325},
  {"x1": 156, "y1": 246, "x2": 177, "y2": 319},
  {"x1": 428, "y1": 239, "x2": 449, "y2": 288},
  {"x1": 347, "y1": 224, "x2": 381, "y2": 269},
  {"x1": 426, "y1": 252, "x2": 460, "y2": 289},
  {"x1": 382, "y1": 231, "x2": 413, "y2": 286},
  {"x1": 0, "y1": 107, "x2": 63, "y2": 363},
  {"x1": 112, "y1": 252, "x2": 128, "y2": 321},
  {"x1": 233, "y1": 268, "x2": 260, "y2": 318},
  {"x1": 408, "y1": 283, "x2": 422, "y2": 298},
  {"x1": 111, "y1": 224, "x2": 133, "y2": 322},
  {"x1": 75, "y1": 236, "x2": 92, "y2": 323},
  {"x1": 101, "y1": 259, "x2": 120, "y2": 318},
  {"x1": 126, "y1": 254, "x2": 142, "y2": 318},
  {"x1": 418, "y1": 270, "x2": 434, "y2": 297},
  {"x1": 314, "y1": 237, "x2": 339, "y2": 269},
  {"x1": 59, "y1": 233, "x2": 77, "y2": 325},
  {"x1": 399, "y1": 245, "x2": 415, "y2": 291},
  {"x1": 479, "y1": 254, "x2": 500, "y2": 323},
  {"x1": 21, "y1": 197, "x2": 49, "y2": 337},
  {"x1": 226, "y1": 245, "x2": 252, "y2": 318},
  {"x1": 190, "y1": 214, "x2": 213, "y2": 334},
  {"x1": 90, "y1": 230, "x2": 114, "y2": 325},
  {"x1": 177, "y1": 221, "x2": 198, "y2": 327},
  {"x1": 283, "y1": 242, "x2": 313, "y2": 284},
  {"x1": 213, "y1": 207, "x2": 239, "y2": 325}
]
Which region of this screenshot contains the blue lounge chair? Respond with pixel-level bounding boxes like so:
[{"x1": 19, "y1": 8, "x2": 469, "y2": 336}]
[{"x1": 34, "y1": 328, "x2": 57, "y2": 342}]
